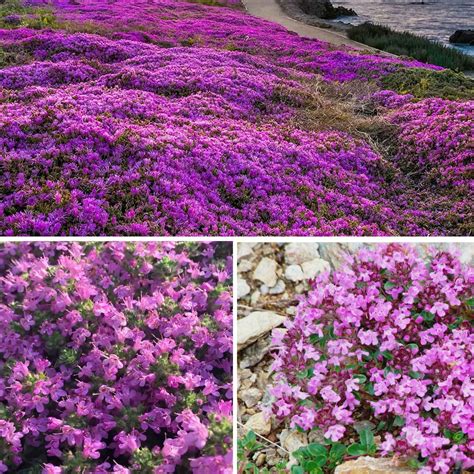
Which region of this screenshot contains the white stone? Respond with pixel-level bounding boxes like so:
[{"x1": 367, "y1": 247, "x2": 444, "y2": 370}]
[
  {"x1": 285, "y1": 264, "x2": 304, "y2": 282},
  {"x1": 280, "y1": 429, "x2": 308, "y2": 469},
  {"x1": 237, "y1": 278, "x2": 251, "y2": 298},
  {"x1": 285, "y1": 243, "x2": 319, "y2": 265},
  {"x1": 238, "y1": 243, "x2": 255, "y2": 261},
  {"x1": 237, "y1": 311, "x2": 286, "y2": 350},
  {"x1": 250, "y1": 290, "x2": 260, "y2": 306},
  {"x1": 240, "y1": 387, "x2": 262, "y2": 408},
  {"x1": 269, "y1": 279, "x2": 286, "y2": 294},
  {"x1": 301, "y1": 258, "x2": 330, "y2": 279},
  {"x1": 253, "y1": 257, "x2": 278, "y2": 287},
  {"x1": 244, "y1": 412, "x2": 271, "y2": 436},
  {"x1": 335, "y1": 457, "x2": 415, "y2": 474},
  {"x1": 238, "y1": 259, "x2": 253, "y2": 273}
]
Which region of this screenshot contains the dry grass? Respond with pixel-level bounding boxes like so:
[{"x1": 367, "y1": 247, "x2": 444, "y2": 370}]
[{"x1": 284, "y1": 79, "x2": 399, "y2": 167}]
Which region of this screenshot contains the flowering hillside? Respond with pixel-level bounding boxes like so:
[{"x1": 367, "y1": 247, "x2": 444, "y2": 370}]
[
  {"x1": 0, "y1": 241, "x2": 233, "y2": 473},
  {"x1": 0, "y1": 0, "x2": 472, "y2": 235}
]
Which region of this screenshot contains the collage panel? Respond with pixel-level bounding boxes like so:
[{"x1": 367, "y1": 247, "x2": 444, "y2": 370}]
[
  {"x1": 237, "y1": 242, "x2": 473, "y2": 474},
  {"x1": 0, "y1": 241, "x2": 233, "y2": 473}
]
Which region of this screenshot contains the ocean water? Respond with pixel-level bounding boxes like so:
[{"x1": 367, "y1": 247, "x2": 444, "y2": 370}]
[{"x1": 331, "y1": 0, "x2": 474, "y2": 56}]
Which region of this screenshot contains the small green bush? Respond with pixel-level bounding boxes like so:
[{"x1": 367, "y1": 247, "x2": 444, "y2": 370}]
[
  {"x1": 381, "y1": 67, "x2": 474, "y2": 100},
  {"x1": 348, "y1": 22, "x2": 474, "y2": 71},
  {"x1": 0, "y1": 0, "x2": 59, "y2": 30}
]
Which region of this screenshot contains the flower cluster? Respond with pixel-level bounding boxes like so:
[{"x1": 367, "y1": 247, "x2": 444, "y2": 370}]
[
  {"x1": 269, "y1": 244, "x2": 473, "y2": 473},
  {"x1": 0, "y1": 0, "x2": 471, "y2": 236},
  {"x1": 0, "y1": 241, "x2": 233, "y2": 473}
]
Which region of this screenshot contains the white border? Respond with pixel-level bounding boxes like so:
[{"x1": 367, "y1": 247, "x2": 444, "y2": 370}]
[{"x1": 1, "y1": 236, "x2": 473, "y2": 243}]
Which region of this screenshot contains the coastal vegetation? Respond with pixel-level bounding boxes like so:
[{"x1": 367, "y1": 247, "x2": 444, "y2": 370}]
[{"x1": 348, "y1": 22, "x2": 474, "y2": 71}]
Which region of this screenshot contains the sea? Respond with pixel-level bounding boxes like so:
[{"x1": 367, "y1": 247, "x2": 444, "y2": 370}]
[{"x1": 331, "y1": 0, "x2": 474, "y2": 56}]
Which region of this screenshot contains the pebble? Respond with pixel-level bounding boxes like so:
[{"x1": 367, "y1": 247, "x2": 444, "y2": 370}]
[
  {"x1": 285, "y1": 243, "x2": 320, "y2": 265},
  {"x1": 335, "y1": 457, "x2": 415, "y2": 474},
  {"x1": 237, "y1": 311, "x2": 286, "y2": 350},
  {"x1": 240, "y1": 387, "x2": 263, "y2": 408},
  {"x1": 301, "y1": 258, "x2": 330, "y2": 279},
  {"x1": 253, "y1": 257, "x2": 278, "y2": 287},
  {"x1": 285, "y1": 264, "x2": 304, "y2": 282},
  {"x1": 238, "y1": 259, "x2": 253, "y2": 273},
  {"x1": 269, "y1": 279, "x2": 286, "y2": 294},
  {"x1": 244, "y1": 412, "x2": 271, "y2": 436},
  {"x1": 237, "y1": 278, "x2": 251, "y2": 298}
]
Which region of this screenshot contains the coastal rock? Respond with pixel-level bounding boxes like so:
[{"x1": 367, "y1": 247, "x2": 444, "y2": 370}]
[
  {"x1": 253, "y1": 257, "x2": 278, "y2": 287},
  {"x1": 449, "y1": 29, "x2": 474, "y2": 45},
  {"x1": 244, "y1": 412, "x2": 271, "y2": 436},
  {"x1": 285, "y1": 243, "x2": 320, "y2": 265},
  {"x1": 335, "y1": 457, "x2": 415, "y2": 474},
  {"x1": 237, "y1": 311, "x2": 286, "y2": 350},
  {"x1": 297, "y1": 0, "x2": 356, "y2": 19}
]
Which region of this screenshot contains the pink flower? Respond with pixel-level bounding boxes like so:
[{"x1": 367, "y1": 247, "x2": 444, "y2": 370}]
[
  {"x1": 358, "y1": 329, "x2": 378, "y2": 345},
  {"x1": 83, "y1": 436, "x2": 105, "y2": 459},
  {"x1": 430, "y1": 301, "x2": 449, "y2": 317},
  {"x1": 320, "y1": 386, "x2": 341, "y2": 403},
  {"x1": 324, "y1": 424, "x2": 345, "y2": 442}
]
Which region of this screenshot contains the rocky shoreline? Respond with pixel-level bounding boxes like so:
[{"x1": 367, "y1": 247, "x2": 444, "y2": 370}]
[{"x1": 277, "y1": 0, "x2": 354, "y2": 33}]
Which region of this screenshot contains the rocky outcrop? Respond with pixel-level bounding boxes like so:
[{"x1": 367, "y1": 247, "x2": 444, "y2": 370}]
[
  {"x1": 449, "y1": 30, "x2": 474, "y2": 45},
  {"x1": 297, "y1": 0, "x2": 356, "y2": 19}
]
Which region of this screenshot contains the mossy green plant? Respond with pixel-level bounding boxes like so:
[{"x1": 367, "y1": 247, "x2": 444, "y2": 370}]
[{"x1": 381, "y1": 67, "x2": 474, "y2": 100}]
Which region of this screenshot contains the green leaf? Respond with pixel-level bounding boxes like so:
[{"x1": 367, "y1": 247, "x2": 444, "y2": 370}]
[
  {"x1": 365, "y1": 382, "x2": 375, "y2": 396},
  {"x1": 409, "y1": 370, "x2": 423, "y2": 379},
  {"x1": 384, "y1": 281, "x2": 397, "y2": 291},
  {"x1": 291, "y1": 466, "x2": 305, "y2": 474},
  {"x1": 306, "y1": 443, "x2": 327, "y2": 458},
  {"x1": 303, "y1": 458, "x2": 326, "y2": 469},
  {"x1": 347, "y1": 443, "x2": 366, "y2": 456},
  {"x1": 465, "y1": 297, "x2": 474, "y2": 309},
  {"x1": 297, "y1": 368, "x2": 314, "y2": 379},
  {"x1": 329, "y1": 443, "x2": 346, "y2": 462},
  {"x1": 381, "y1": 350, "x2": 393, "y2": 360},
  {"x1": 420, "y1": 310, "x2": 435, "y2": 322},
  {"x1": 452, "y1": 431, "x2": 467, "y2": 444},
  {"x1": 407, "y1": 458, "x2": 426, "y2": 469},
  {"x1": 393, "y1": 416, "x2": 405, "y2": 427},
  {"x1": 242, "y1": 430, "x2": 257, "y2": 450},
  {"x1": 359, "y1": 428, "x2": 376, "y2": 453},
  {"x1": 353, "y1": 374, "x2": 367, "y2": 383}
]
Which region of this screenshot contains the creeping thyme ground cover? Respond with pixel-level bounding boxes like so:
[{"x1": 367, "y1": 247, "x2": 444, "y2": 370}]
[
  {"x1": 269, "y1": 244, "x2": 473, "y2": 473},
  {"x1": 0, "y1": 0, "x2": 472, "y2": 235},
  {"x1": 0, "y1": 241, "x2": 233, "y2": 473}
]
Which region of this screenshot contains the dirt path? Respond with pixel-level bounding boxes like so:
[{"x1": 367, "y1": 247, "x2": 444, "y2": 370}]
[{"x1": 243, "y1": 0, "x2": 377, "y2": 50}]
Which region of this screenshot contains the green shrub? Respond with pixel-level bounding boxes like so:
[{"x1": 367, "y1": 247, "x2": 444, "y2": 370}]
[
  {"x1": 381, "y1": 67, "x2": 474, "y2": 100},
  {"x1": 348, "y1": 22, "x2": 474, "y2": 71},
  {"x1": 0, "y1": 0, "x2": 59, "y2": 29}
]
